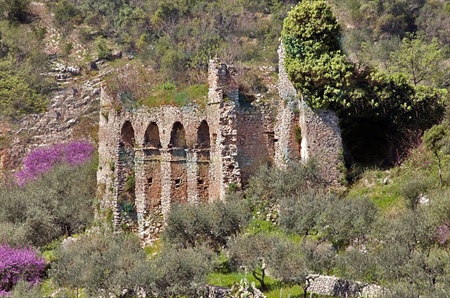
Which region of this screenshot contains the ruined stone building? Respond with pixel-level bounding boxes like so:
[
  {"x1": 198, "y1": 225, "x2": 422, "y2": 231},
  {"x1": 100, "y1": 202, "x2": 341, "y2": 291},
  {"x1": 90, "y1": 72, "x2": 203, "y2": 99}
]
[{"x1": 97, "y1": 47, "x2": 344, "y2": 241}]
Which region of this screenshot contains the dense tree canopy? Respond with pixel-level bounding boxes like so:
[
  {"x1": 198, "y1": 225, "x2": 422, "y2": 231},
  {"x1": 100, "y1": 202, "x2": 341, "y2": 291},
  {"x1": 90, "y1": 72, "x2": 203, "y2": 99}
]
[{"x1": 282, "y1": 0, "x2": 353, "y2": 109}]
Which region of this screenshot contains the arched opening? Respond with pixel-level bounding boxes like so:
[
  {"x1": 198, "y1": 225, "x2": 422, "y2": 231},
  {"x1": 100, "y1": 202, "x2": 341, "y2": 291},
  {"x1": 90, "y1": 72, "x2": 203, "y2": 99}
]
[
  {"x1": 121, "y1": 121, "x2": 135, "y2": 147},
  {"x1": 196, "y1": 120, "x2": 210, "y2": 202},
  {"x1": 118, "y1": 121, "x2": 137, "y2": 230},
  {"x1": 144, "y1": 122, "x2": 161, "y2": 148},
  {"x1": 197, "y1": 120, "x2": 210, "y2": 148},
  {"x1": 169, "y1": 122, "x2": 188, "y2": 203},
  {"x1": 170, "y1": 122, "x2": 187, "y2": 148}
]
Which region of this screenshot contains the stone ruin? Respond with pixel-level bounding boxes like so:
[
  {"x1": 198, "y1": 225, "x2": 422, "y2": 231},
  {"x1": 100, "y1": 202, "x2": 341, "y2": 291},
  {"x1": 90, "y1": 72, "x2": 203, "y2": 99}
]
[{"x1": 97, "y1": 46, "x2": 344, "y2": 242}]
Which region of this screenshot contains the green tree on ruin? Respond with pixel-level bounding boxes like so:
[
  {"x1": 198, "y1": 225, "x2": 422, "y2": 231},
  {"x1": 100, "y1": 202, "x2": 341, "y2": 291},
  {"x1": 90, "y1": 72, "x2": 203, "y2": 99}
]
[{"x1": 282, "y1": 0, "x2": 353, "y2": 109}]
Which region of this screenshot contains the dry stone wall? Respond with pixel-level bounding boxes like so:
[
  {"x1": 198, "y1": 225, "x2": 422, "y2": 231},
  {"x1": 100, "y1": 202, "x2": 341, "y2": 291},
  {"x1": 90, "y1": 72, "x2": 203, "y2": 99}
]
[{"x1": 307, "y1": 274, "x2": 384, "y2": 298}]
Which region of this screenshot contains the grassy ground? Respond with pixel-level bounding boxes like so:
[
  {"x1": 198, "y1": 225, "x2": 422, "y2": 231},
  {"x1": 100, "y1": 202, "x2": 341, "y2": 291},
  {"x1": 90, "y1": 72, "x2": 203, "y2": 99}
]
[{"x1": 208, "y1": 272, "x2": 304, "y2": 298}]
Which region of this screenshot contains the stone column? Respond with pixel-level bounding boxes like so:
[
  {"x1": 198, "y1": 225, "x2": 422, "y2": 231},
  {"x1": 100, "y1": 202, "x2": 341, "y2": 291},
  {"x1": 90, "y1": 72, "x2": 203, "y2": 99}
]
[
  {"x1": 160, "y1": 150, "x2": 172, "y2": 217},
  {"x1": 186, "y1": 149, "x2": 199, "y2": 203}
]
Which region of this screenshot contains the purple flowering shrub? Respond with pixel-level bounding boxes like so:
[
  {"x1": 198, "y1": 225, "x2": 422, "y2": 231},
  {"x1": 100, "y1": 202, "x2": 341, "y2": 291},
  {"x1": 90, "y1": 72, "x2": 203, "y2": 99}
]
[
  {"x1": 0, "y1": 245, "x2": 46, "y2": 295},
  {"x1": 437, "y1": 223, "x2": 450, "y2": 245},
  {"x1": 16, "y1": 140, "x2": 94, "y2": 185}
]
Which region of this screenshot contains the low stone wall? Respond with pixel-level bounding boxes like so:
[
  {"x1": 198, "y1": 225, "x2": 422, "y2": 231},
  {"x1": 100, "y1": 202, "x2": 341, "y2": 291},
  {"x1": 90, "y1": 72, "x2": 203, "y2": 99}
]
[
  {"x1": 307, "y1": 274, "x2": 384, "y2": 298},
  {"x1": 206, "y1": 285, "x2": 266, "y2": 298}
]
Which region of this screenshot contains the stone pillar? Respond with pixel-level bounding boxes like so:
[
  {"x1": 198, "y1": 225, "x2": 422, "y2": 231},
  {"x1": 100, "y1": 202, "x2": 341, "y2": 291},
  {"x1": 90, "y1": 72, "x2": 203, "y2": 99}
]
[
  {"x1": 218, "y1": 100, "x2": 241, "y2": 199},
  {"x1": 187, "y1": 150, "x2": 199, "y2": 203},
  {"x1": 134, "y1": 149, "x2": 146, "y2": 236},
  {"x1": 160, "y1": 150, "x2": 172, "y2": 217},
  {"x1": 275, "y1": 44, "x2": 302, "y2": 167},
  {"x1": 299, "y1": 103, "x2": 344, "y2": 187},
  {"x1": 207, "y1": 59, "x2": 241, "y2": 201}
]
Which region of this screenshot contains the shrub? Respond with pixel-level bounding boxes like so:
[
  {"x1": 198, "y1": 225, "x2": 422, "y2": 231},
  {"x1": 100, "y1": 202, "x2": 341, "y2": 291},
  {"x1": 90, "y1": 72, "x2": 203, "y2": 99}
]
[
  {"x1": 0, "y1": 159, "x2": 96, "y2": 247},
  {"x1": 162, "y1": 199, "x2": 251, "y2": 250},
  {"x1": 0, "y1": 59, "x2": 47, "y2": 119},
  {"x1": 16, "y1": 140, "x2": 94, "y2": 185},
  {"x1": 0, "y1": 223, "x2": 30, "y2": 247},
  {"x1": 401, "y1": 179, "x2": 431, "y2": 209},
  {"x1": 95, "y1": 37, "x2": 112, "y2": 60},
  {"x1": 9, "y1": 280, "x2": 44, "y2": 298},
  {"x1": 1, "y1": 0, "x2": 31, "y2": 22},
  {"x1": 245, "y1": 161, "x2": 325, "y2": 219},
  {"x1": 0, "y1": 245, "x2": 46, "y2": 295},
  {"x1": 227, "y1": 233, "x2": 275, "y2": 291},
  {"x1": 144, "y1": 247, "x2": 213, "y2": 297},
  {"x1": 51, "y1": 233, "x2": 146, "y2": 297},
  {"x1": 320, "y1": 197, "x2": 378, "y2": 250},
  {"x1": 279, "y1": 190, "x2": 334, "y2": 237}
]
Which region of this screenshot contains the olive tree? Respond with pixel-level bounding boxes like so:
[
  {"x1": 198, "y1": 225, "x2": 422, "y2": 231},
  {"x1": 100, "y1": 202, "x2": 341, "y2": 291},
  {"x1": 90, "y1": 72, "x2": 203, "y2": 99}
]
[{"x1": 51, "y1": 233, "x2": 147, "y2": 297}]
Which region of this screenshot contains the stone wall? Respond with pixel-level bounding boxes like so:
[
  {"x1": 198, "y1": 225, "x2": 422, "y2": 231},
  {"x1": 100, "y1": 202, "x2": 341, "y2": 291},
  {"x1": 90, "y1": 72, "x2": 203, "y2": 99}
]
[
  {"x1": 275, "y1": 44, "x2": 344, "y2": 187},
  {"x1": 98, "y1": 49, "x2": 346, "y2": 241},
  {"x1": 236, "y1": 104, "x2": 275, "y2": 184},
  {"x1": 307, "y1": 274, "x2": 384, "y2": 298},
  {"x1": 97, "y1": 60, "x2": 277, "y2": 242}
]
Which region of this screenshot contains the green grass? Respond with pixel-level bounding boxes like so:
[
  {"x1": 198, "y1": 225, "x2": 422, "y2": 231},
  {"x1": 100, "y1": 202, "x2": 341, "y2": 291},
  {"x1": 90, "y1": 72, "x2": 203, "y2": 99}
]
[
  {"x1": 208, "y1": 272, "x2": 302, "y2": 298},
  {"x1": 346, "y1": 168, "x2": 405, "y2": 212},
  {"x1": 245, "y1": 218, "x2": 278, "y2": 234},
  {"x1": 345, "y1": 144, "x2": 448, "y2": 214},
  {"x1": 141, "y1": 83, "x2": 208, "y2": 108},
  {"x1": 208, "y1": 272, "x2": 332, "y2": 298},
  {"x1": 144, "y1": 239, "x2": 162, "y2": 257}
]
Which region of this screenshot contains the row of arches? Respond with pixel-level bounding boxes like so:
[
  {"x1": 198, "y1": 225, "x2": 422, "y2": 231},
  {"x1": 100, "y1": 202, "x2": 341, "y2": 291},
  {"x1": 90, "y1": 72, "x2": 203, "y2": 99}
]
[
  {"x1": 120, "y1": 120, "x2": 211, "y2": 149},
  {"x1": 117, "y1": 119, "x2": 212, "y2": 228}
]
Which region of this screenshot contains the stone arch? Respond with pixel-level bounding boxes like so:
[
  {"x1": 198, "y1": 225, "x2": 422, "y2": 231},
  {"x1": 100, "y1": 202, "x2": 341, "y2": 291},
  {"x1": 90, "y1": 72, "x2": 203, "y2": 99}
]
[
  {"x1": 169, "y1": 122, "x2": 188, "y2": 204},
  {"x1": 144, "y1": 122, "x2": 161, "y2": 148},
  {"x1": 121, "y1": 120, "x2": 135, "y2": 147},
  {"x1": 170, "y1": 122, "x2": 187, "y2": 148},
  {"x1": 118, "y1": 120, "x2": 137, "y2": 230},
  {"x1": 197, "y1": 120, "x2": 210, "y2": 148},
  {"x1": 196, "y1": 120, "x2": 210, "y2": 202}
]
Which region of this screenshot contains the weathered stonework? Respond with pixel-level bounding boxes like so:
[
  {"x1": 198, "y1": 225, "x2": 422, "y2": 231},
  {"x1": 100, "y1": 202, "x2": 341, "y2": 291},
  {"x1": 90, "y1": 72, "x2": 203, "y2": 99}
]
[
  {"x1": 97, "y1": 60, "x2": 277, "y2": 242},
  {"x1": 97, "y1": 48, "x2": 345, "y2": 241},
  {"x1": 307, "y1": 274, "x2": 384, "y2": 298},
  {"x1": 275, "y1": 44, "x2": 344, "y2": 187}
]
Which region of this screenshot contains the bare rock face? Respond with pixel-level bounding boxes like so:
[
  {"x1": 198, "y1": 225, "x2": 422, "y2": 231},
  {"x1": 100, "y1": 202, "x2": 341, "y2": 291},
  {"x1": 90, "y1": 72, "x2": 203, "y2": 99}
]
[{"x1": 0, "y1": 61, "x2": 106, "y2": 182}]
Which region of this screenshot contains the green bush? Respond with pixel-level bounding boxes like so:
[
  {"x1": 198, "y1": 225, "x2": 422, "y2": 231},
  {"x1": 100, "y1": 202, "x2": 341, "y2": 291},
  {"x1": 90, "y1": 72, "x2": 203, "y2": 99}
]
[
  {"x1": 0, "y1": 160, "x2": 96, "y2": 247},
  {"x1": 51, "y1": 233, "x2": 146, "y2": 297},
  {"x1": 143, "y1": 246, "x2": 213, "y2": 297},
  {"x1": 279, "y1": 190, "x2": 334, "y2": 237},
  {"x1": 95, "y1": 37, "x2": 112, "y2": 60},
  {"x1": 163, "y1": 199, "x2": 251, "y2": 250},
  {"x1": 245, "y1": 161, "x2": 325, "y2": 217},
  {"x1": 320, "y1": 197, "x2": 378, "y2": 250},
  {"x1": 0, "y1": 59, "x2": 47, "y2": 119},
  {"x1": 0, "y1": 0, "x2": 31, "y2": 22}
]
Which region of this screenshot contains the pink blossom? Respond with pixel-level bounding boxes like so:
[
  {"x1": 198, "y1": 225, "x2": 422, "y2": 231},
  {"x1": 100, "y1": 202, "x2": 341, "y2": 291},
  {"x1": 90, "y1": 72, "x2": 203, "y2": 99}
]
[
  {"x1": 437, "y1": 224, "x2": 450, "y2": 245},
  {"x1": 16, "y1": 140, "x2": 94, "y2": 185},
  {"x1": 0, "y1": 245, "x2": 46, "y2": 294}
]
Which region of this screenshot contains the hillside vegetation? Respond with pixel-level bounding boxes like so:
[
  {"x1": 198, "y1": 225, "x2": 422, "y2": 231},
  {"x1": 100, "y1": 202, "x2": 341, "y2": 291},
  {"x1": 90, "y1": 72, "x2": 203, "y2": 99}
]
[{"x1": 1, "y1": 0, "x2": 450, "y2": 297}]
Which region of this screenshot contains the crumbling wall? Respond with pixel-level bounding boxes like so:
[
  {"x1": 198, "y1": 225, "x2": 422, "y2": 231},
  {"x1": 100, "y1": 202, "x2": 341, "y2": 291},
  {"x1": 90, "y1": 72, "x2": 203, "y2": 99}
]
[
  {"x1": 97, "y1": 60, "x2": 252, "y2": 242},
  {"x1": 307, "y1": 274, "x2": 384, "y2": 298},
  {"x1": 275, "y1": 44, "x2": 344, "y2": 187},
  {"x1": 274, "y1": 44, "x2": 303, "y2": 167},
  {"x1": 236, "y1": 105, "x2": 275, "y2": 184},
  {"x1": 97, "y1": 53, "x2": 345, "y2": 242}
]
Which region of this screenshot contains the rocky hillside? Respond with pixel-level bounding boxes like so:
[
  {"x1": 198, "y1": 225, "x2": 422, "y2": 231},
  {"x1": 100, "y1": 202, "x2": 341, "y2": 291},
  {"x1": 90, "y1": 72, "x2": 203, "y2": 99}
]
[{"x1": 0, "y1": 2, "x2": 105, "y2": 182}]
